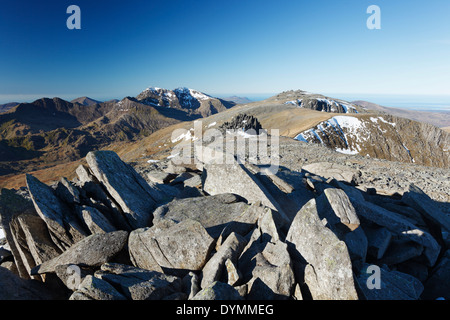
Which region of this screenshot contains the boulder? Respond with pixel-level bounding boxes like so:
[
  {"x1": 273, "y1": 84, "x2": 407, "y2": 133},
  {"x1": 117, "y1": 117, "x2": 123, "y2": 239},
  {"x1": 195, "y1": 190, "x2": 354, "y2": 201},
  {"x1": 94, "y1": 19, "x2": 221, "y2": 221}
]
[
  {"x1": 94, "y1": 263, "x2": 182, "y2": 300},
  {"x1": 129, "y1": 219, "x2": 214, "y2": 275},
  {"x1": 316, "y1": 188, "x2": 367, "y2": 268},
  {"x1": 147, "y1": 171, "x2": 175, "y2": 184},
  {"x1": 286, "y1": 199, "x2": 358, "y2": 300},
  {"x1": 191, "y1": 281, "x2": 242, "y2": 300},
  {"x1": 402, "y1": 183, "x2": 450, "y2": 233},
  {"x1": 302, "y1": 162, "x2": 361, "y2": 185},
  {"x1": 31, "y1": 230, "x2": 128, "y2": 275},
  {"x1": 86, "y1": 151, "x2": 161, "y2": 229},
  {"x1": 55, "y1": 264, "x2": 94, "y2": 291},
  {"x1": 153, "y1": 193, "x2": 263, "y2": 239},
  {"x1": 246, "y1": 241, "x2": 295, "y2": 300},
  {"x1": 73, "y1": 275, "x2": 127, "y2": 300}
]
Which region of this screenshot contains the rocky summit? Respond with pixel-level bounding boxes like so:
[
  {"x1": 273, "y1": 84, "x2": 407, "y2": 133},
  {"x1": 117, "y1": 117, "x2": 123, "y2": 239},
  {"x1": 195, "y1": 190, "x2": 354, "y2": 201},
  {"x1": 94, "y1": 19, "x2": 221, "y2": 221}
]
[{"x1": 0, "y1": 130, "x2": 449, "y2": 300}]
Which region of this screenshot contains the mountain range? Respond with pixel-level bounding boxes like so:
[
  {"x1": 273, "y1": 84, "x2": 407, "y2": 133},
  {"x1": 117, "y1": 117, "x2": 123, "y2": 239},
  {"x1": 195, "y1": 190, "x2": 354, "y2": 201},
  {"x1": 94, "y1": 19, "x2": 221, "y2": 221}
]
[
  {"x1": 0, "y1": 87, "x2": 236, "y2": 180},
  {"x1": 0, "y1": 87, "x2": 448, "y2": 189}
]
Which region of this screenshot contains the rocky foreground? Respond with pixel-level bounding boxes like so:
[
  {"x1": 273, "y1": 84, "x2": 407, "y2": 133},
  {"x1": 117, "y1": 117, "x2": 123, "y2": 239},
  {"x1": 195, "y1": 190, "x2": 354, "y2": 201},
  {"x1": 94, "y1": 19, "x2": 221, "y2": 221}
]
[{"x1": 0, "y1": 136, "x2": 449, "y2": 300}]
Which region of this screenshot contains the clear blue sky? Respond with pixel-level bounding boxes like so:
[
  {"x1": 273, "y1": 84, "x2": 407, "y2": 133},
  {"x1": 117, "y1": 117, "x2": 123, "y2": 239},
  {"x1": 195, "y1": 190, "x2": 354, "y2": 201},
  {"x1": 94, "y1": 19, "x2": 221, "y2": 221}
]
[{"x1": 0, "y1": 0, "x2": 449, "y2": 103}]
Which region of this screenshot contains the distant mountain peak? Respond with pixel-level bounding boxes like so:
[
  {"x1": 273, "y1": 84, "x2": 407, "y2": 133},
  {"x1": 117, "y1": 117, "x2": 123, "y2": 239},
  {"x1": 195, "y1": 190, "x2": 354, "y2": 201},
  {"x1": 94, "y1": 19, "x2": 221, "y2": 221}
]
[
  {"x1": 136, "y1": 86, "x2": 234, "y2": 117},
  {"x1": 71, "y1": 96, "x2": 102, "y2": 106}
]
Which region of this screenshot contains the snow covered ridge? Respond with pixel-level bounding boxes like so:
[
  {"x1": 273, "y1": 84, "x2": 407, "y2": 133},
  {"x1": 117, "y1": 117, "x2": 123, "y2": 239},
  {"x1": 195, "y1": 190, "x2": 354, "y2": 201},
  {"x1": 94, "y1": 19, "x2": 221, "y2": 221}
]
[
  {"x1": 295, "y1": 115, "x2": 398, "y2": 156},
  {"x1": 286, "y1": 97, "x2": 359, "y2": 114}
]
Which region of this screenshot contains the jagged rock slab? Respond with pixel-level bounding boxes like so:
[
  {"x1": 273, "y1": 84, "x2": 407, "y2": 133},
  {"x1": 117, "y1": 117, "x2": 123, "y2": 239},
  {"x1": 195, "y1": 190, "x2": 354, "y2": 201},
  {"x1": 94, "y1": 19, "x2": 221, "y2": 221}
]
[
  {"x1": 286, "y1": 199, "x2": 358, "y2": 300},
  {"x1": 302, "y1": 162, "x2": 361, "y2": 185},
  {"x1": 356, "y1": 264, "x2": 424, "y2": 300},
  {"x1": 129, "y1": 219, "x2": 214, "y2": 275},
  {"x1": 201, "y1": 232, "x2": 247, "y2": 289},
  {"x1": 31, "y1": 230, "x2": 128, "y2": 275},
  {"x1": 75, "y1": 205, "x2": 116, "y2": 234},
  {"x1": 94, "y1": 263, "x2": 182, "y2": 300},
  {"x1": 0, "y1": 189, "x2": 38, "y2": 279},
  {"x1": 198, "y1": 146, "x2": 290, "y2": 223},
  {"x1": 26, "y1": 174, "x2": 88, "y2": 250},
  {"x1": 191, "y1": 281, "x2": 242, "y2": 300},
  {"x1": 402, "y1": 184, "x2": 450, "y2": 233},
  {"x1": 86, "y1": 151, "x2": 161, "y2": 229},
  {"x1": 316, "y1": 188, "x2": 367, "y2": 269},
  {"x1": 10, "y1": 214, "x2": 62, "y2": 275},
  {"x1": 246, "y1": 241, "x2": 295, "y2": 300},
  {"x1": 55, "y1": 177, "x2": 81, "y2": 204},
  {"x1": 153, "y1": 193, "x2": 263, "y2": 239},
  {"x1": 351, "y1": 200, "x2": 440, "y2": 266}
]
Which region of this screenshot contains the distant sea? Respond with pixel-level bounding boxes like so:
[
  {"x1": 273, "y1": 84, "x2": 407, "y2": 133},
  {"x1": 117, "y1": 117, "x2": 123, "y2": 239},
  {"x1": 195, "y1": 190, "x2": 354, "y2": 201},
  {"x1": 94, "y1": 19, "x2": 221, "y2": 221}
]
[
  {"x1": 230, "y1": 93, "x2": 450, "y2": 112},
  {"x1": 323, "y1": 94, "x2": 450, "y2": 112}
]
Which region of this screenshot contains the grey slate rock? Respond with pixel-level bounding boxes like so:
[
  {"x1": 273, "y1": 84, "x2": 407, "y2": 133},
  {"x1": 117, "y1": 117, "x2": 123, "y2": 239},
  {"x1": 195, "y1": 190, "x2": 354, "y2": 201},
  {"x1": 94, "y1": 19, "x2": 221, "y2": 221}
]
[
  {"x1": 86, "y1": 151, "x2": 160, "y2": 229},
  {"x1": 26, "y1": 174, "x2": 88, "y2": 250},
  {"x1": 31, "y1": 230, "x2": 128, "y2": 275},
  {"x1": 286, "y1": 199, "x2": 358, "y2": 300},
  {"x1": 0, "y1": 189, "x2": 37, "y2": 279},
  {"x1": 74, "y1": 275, "x2": 127, "y2": 300},
  {"x1": 200, "y1": 232, "x2": 247, "y2": 289},
  {"x1": 153, "y1": 193, "x2": 263, "y2": 239},
  {"x1": 191, "y1": 281, "x2": 242, "y2": 300},
  {"x1": 402, "y1": 183, "x2": 450, "y2": 233},
  {"x1": 351, "y1": 199, "x2": 440, "y2": 266},
  {"x1": 129, "y1": 219, "x2": 214, "y2": 275},
  {"x1": 95, "y1": 263, "x2": 182, "y2": 300}
]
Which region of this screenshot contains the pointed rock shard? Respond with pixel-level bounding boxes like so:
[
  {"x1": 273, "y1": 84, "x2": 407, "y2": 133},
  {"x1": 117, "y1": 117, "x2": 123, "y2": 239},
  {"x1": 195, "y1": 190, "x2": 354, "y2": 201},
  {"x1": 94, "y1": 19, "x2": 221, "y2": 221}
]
[
  {"x1": 26, "y1": 174, "x2": 88, "y2": 250},
  {"x1": 86, "y1": 151, "x2": 159, "y2": 229},
  {"x1": 31, "y1": 230, "x2": 128, "y2": 275},
  {"x1": 76, "y1": 206, "x2": 116, "y2": 234},
  {"x1": 0, "y1": 189, "x2": 37, "y2": 279},
  {"x1": 286, "y1": 199, "x2": 358, "y2": 300},
  {"x1": 200, "y1": 232, "x2": 247, "y2": 289},
  {"x1": 198, "y1": 146, "x2": 290, "y2": 224},
  {"x1": 402, "y1": 183, "x2": 450, "y2": 233},
  {"x1": 317, "y1": 188, "x2": 367, "y2": 269}
]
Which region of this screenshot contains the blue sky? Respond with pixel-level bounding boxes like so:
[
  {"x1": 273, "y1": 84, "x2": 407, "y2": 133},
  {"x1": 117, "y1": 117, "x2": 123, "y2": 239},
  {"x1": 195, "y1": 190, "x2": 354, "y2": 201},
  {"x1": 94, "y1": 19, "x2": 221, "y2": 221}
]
[{"x1": 0, "y1": 0, "x2": 450, "y2": 103}]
